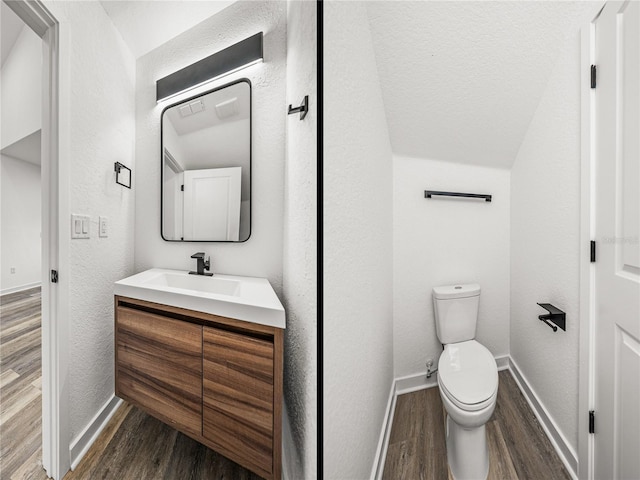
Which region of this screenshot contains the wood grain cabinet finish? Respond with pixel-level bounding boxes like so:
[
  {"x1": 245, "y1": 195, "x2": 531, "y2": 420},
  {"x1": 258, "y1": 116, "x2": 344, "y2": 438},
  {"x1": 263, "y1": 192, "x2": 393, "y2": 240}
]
[
  {"x1": 114, "y1": 296, "x2": 283, "y2": 480},
  {"x1": 115, "y1": 305, "x2": 203, "y2": 437},
  {"x1": 203, "y1": 327, "x2": 274, "y2": 478}
]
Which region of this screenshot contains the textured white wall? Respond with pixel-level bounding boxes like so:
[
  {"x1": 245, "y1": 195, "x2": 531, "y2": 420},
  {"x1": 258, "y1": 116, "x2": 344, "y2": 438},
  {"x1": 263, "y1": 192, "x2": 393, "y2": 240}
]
[
  {"x1": 324, "y1": 2, "x2": 394, "y2": 478},
  {"x1": 511, "y1": 31, "x2": 585, "y2": 453},
  {"x1": 43, "y1": 0, "x2": 137, "y2": 445},
  {"x1": 99, "y1": 0, "x2": 235, "y2": 59},
  {"x1": 0, "y1": 155, "x2": 41, "y2": 292},
  {"x1": 366, "y1": 1, "x2": 601, "y2": 169},
  {"x1": 0, "y1": 24, "x2": 41, "y2": 150},
  {"x1": 283, "y1": 1, "x2": 316, "y2": 478},
  {"x1": 393, "y1": 155, "x2": 511, "y2": 378},
  {"x1": 134, "y1": 1, "x2": 286, "y2": 296},
  {"x1": 178, "y1": 120, "x2": 250, "y2": 172},
  {"x1": 0, "y1": 15, "x2": 42, "y2": 294}
]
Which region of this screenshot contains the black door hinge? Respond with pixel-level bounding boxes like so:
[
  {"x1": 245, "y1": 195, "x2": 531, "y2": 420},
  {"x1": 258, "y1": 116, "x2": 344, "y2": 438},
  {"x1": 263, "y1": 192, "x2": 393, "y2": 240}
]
[
  {"x1": 51, "y1": 270, "x2": 58, "y2": 283},
  {"x1": 591, "y1": 65, "x2": 597, "y2": 88},
  {"x1": 589, "y1": 410, "x2": 595, "y2": 434},
  {"x1": 181, "y1": 185, "x2": 184, "y2": 191},
  {"x1": 590, "y1": 241, "x2": 596, "y2": 263}
]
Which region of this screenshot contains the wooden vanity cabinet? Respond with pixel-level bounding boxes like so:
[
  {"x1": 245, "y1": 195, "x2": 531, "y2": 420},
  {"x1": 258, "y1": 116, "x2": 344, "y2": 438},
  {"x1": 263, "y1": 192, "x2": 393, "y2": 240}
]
[
  {"x1": 203, "y1": 327, "x2": 276, "y2": 478},
  {"x1": 115, "y1": 304, "x2": 203, "y2": 436},
  {"x1": 115, "y1": 296, "x2": 283, "y2": 480}
]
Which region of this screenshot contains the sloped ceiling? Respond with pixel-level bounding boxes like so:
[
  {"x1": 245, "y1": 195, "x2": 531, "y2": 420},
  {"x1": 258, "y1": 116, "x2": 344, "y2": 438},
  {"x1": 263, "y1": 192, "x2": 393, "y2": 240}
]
[
  {"x1": 1, "y1": 1, "x2": 24, "y2": 68},
  {"x1": 1, "y1": 130, "x2": 41, "y2": 166},
  {"x1": 99, "y1": 0, "x2": 235, "y2": 58},
  {"x1": 367, "y1": 1, "x2": 600, "y2": 169}
]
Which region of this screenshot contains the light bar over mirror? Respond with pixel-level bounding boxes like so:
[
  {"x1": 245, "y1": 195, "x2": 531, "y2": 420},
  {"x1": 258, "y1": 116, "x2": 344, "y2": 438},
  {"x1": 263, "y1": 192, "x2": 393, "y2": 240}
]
[{"x1": 156, "y1": 32, "x2": 263, "y2": 102}]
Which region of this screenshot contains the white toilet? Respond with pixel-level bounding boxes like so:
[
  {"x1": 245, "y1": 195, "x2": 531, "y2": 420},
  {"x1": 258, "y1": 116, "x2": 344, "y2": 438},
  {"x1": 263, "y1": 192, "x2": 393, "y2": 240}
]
[{"x1": 432, "y1": 284, "x2": 498, "y2": 480}]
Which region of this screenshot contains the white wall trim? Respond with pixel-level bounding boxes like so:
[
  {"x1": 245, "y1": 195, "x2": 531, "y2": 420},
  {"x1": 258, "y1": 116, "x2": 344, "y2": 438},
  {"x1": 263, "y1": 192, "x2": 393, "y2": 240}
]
[
  {"x1": 370, "y1": 380, "x2": 397, "y2": 480},
  {"x1": 395, "y1": 354, "x2": 510, "y2": 397},
  {"x1": 577, "y1": 5, "x2": 605, "y2": 479},
  {"x1": 5, "y1": 1, "x2": 68, "y2": 478},
  {"x1": 0, "y1": 281, "x2": 42, "y2": 296},
  {"x1": 508, "y1": 357, "x2": 578, "y2": 479},
  {"x1": 372, "y1": 355, "x2": 578, "y2": 479},
  {"x1": 495, "y1": 354, "x2": 510, "y2": 371},
  {"x1": 395, "y1": 370, "x2": 438, "y2": 396},
  {"x1": 69, "y1": 395, "x2": 122, "y2": 470}
]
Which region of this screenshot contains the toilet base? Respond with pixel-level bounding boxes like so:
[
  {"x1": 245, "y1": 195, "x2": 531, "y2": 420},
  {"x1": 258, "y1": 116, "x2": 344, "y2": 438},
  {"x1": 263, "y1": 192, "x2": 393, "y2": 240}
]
[{"x1": 445, "y1": 414, "x2": 489, "y2": 480}]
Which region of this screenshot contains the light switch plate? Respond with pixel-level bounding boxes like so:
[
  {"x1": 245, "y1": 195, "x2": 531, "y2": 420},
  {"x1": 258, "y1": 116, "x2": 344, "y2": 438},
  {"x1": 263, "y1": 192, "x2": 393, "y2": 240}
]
[
  {"x1": 99, "y1": 216, "x2": 108, "y2": 238},
  {"x1": 71, "y1": 214, "x2": 90, "y2": 239}
]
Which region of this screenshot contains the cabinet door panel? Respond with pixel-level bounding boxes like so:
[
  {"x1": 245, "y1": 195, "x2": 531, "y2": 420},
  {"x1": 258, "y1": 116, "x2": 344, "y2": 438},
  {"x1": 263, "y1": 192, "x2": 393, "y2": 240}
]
[
  {"x1": 203, "y1": 327, "x2": 274, "y2": 476},
  {"x1": 116, "y1": 307, "x2": 202, "y2": 436}
]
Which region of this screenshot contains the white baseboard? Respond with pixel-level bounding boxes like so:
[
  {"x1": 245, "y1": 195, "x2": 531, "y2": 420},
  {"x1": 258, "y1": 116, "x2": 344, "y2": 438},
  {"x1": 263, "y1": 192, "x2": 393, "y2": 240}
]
[
  {"x1": 508, "y1": 358, "x2": 578, "y2": 479},
  {"x1": 372, "y1": 354, "x2": 576, "y2": 479},
  {"x1": 0, "y1": 281, "x2": 41, "y2": 296},
  {"x1": 495, "y1": 354, "x2": 510, "y2": 371},
  {"x1": 370, "y1": 380, "x2": 398, "y2": 480},
  {"x1": 395, "y1": 370, "x2": 439, "y2": 395},
  {"x1": 69, "y1": 395, "x2": 123, "y2": 470},
  {"x1": 395, "y1": 354, "x2": 510, "y2": 397}
]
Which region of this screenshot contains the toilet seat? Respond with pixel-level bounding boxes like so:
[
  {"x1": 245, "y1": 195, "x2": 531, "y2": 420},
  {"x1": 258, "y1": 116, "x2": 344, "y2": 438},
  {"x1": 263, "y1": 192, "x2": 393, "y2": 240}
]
[
  {"x1": 438, "y1": 340, "x2": 498, "y2": 411},
  {"x1": 439, "y1": 379, "x2": 497, "y2": 412}
]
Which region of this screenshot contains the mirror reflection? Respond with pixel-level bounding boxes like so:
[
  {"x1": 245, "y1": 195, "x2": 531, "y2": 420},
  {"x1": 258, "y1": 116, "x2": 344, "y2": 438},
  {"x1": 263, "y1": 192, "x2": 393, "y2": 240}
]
[{"x1": 161, "y1": 79, "x2": 251, "y2": 241}]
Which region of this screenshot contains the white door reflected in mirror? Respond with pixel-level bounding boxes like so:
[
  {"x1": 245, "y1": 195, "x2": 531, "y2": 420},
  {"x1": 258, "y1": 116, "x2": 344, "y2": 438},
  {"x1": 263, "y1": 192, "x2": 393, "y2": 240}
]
[{"x1": 184, "y1": 167, "x2": 241, "y2": 241}]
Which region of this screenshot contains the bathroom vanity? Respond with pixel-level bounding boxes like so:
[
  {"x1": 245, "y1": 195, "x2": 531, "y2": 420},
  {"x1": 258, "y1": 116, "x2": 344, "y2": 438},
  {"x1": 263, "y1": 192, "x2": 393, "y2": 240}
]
[{"x1": 114, "y1": 269, "x2": 285, "y2": 480}]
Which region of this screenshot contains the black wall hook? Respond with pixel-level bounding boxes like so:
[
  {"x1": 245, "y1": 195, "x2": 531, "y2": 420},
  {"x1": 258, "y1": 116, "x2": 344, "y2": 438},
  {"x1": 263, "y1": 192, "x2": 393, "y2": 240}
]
[{"x1": 288, "y1": 95, "x2": 308, "y2": 120}]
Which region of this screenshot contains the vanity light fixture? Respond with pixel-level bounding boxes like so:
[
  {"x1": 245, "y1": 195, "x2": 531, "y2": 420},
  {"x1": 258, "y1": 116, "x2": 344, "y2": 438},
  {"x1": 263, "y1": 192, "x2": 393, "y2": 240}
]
[{"x1": 156, "y1": 32, "x2": 263, "y2": 102}]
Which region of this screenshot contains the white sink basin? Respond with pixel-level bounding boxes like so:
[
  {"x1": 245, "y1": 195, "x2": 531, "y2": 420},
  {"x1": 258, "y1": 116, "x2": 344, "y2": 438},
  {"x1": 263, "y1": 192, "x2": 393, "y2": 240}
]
[
  {"x1": 114, "y1": 268, "x2": 285, "y2": 329},
  {"x1": 144, "y1": 272, "x2": 241, "y2": 296}
]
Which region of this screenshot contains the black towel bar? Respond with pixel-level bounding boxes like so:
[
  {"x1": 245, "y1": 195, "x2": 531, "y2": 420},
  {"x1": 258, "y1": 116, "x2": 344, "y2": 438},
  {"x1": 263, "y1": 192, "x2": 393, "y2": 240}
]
[{"x1": 424, "y1": 190, "x2": 492, "y2": 202}]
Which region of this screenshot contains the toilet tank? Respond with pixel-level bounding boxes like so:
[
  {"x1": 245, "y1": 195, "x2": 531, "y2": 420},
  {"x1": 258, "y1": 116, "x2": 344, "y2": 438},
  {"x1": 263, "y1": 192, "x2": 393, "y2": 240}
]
[{"x1": 432, "y1": 284, "x2": 480, "y2": 344}]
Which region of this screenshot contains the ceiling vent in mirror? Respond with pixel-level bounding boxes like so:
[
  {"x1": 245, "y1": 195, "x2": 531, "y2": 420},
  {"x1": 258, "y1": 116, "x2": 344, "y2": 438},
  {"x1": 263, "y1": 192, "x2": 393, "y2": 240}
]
[
  {"x1": 156, "y1": 32, "x2": 263, "y2": 102},
  {"x1": 179, "y1": 99, "x2": 205, "y2": 118},
  {"x1": 215, "y1": 97, "x2": 238, "y2": 119}
]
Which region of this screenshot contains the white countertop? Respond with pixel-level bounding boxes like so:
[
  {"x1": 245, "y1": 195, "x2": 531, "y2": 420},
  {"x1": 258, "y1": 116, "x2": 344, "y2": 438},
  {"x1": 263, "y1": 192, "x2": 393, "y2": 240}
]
[{"x1": 114, "y1": 268, "x2": 285, "y2": 329}]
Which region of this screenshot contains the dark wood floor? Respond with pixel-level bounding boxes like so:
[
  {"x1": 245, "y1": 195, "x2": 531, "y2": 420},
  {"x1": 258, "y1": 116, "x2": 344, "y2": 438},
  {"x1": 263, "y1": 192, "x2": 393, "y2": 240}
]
[
  {"x1": 0, "y1": 288, "x2": 264, "y2": 480},
  {"x1": 64, "y1": 402, "x2": 263, "y2": 480},
  {"x1": 383, "y1": 370, "x2": 572, "y2": 480}
]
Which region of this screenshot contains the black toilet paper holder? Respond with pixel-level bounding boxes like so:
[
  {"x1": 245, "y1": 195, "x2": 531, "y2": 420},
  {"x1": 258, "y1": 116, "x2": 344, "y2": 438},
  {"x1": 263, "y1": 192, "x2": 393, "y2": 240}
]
[{"x1": 537, "y1": 303, "x2": 566, "y2": 332}]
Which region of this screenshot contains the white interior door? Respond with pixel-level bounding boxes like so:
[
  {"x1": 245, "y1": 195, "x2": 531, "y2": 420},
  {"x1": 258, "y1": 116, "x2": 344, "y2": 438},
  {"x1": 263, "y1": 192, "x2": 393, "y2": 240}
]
[
  {"x1": 183, "y1": 166, "x2": 241, "y2": 241},
  {"x1": 594, "y1": 2, "x2": 640, "y2": 479}
]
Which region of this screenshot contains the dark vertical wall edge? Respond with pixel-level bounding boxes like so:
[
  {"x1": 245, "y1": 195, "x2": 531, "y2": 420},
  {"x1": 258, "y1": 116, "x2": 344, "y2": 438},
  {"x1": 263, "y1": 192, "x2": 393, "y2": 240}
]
[{"x1": 317, "y1": 0, "x2": 324, "y2": 474}]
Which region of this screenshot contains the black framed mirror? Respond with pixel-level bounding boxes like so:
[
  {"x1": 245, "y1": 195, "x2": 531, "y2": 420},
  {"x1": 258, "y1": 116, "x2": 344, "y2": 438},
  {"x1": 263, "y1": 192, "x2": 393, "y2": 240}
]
[{"x1": 161, "y1": 79, "x2": 251, "y2": 242}]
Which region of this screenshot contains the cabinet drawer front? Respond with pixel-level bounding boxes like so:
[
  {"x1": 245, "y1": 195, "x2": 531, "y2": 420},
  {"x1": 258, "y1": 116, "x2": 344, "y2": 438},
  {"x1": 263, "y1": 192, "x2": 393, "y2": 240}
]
[
  {"x1": 203, "y1": 327, "x2": 274, "y2": 475},
  {"x1": 116, "y1": 307, "x2": 202, "y2": 436},
  {"x1": 204, "y1": 404, "x2": 273, "y2": 478}
]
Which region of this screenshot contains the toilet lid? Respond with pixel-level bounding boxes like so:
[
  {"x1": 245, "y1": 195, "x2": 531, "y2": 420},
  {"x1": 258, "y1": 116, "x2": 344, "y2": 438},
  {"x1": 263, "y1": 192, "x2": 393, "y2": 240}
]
[{"x1": 438, "y1": 340, "x2": 498, "y2": 405}]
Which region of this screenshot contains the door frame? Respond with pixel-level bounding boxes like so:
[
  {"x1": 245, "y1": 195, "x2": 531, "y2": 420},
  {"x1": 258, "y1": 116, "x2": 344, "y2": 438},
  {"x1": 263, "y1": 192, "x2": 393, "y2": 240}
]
[
  {"x1": 578, "y1": 4, "x2": 606, "y2": 480},
  {"x1": 4, "y1": 1, "x2": 70, "y2": 478}
]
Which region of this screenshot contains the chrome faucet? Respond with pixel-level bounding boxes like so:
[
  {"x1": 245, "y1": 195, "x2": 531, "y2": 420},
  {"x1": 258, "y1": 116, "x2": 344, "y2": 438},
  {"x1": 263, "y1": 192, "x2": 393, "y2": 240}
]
[{"x1": 189, "y1": 252, "x2": 213, "y2": 276}]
